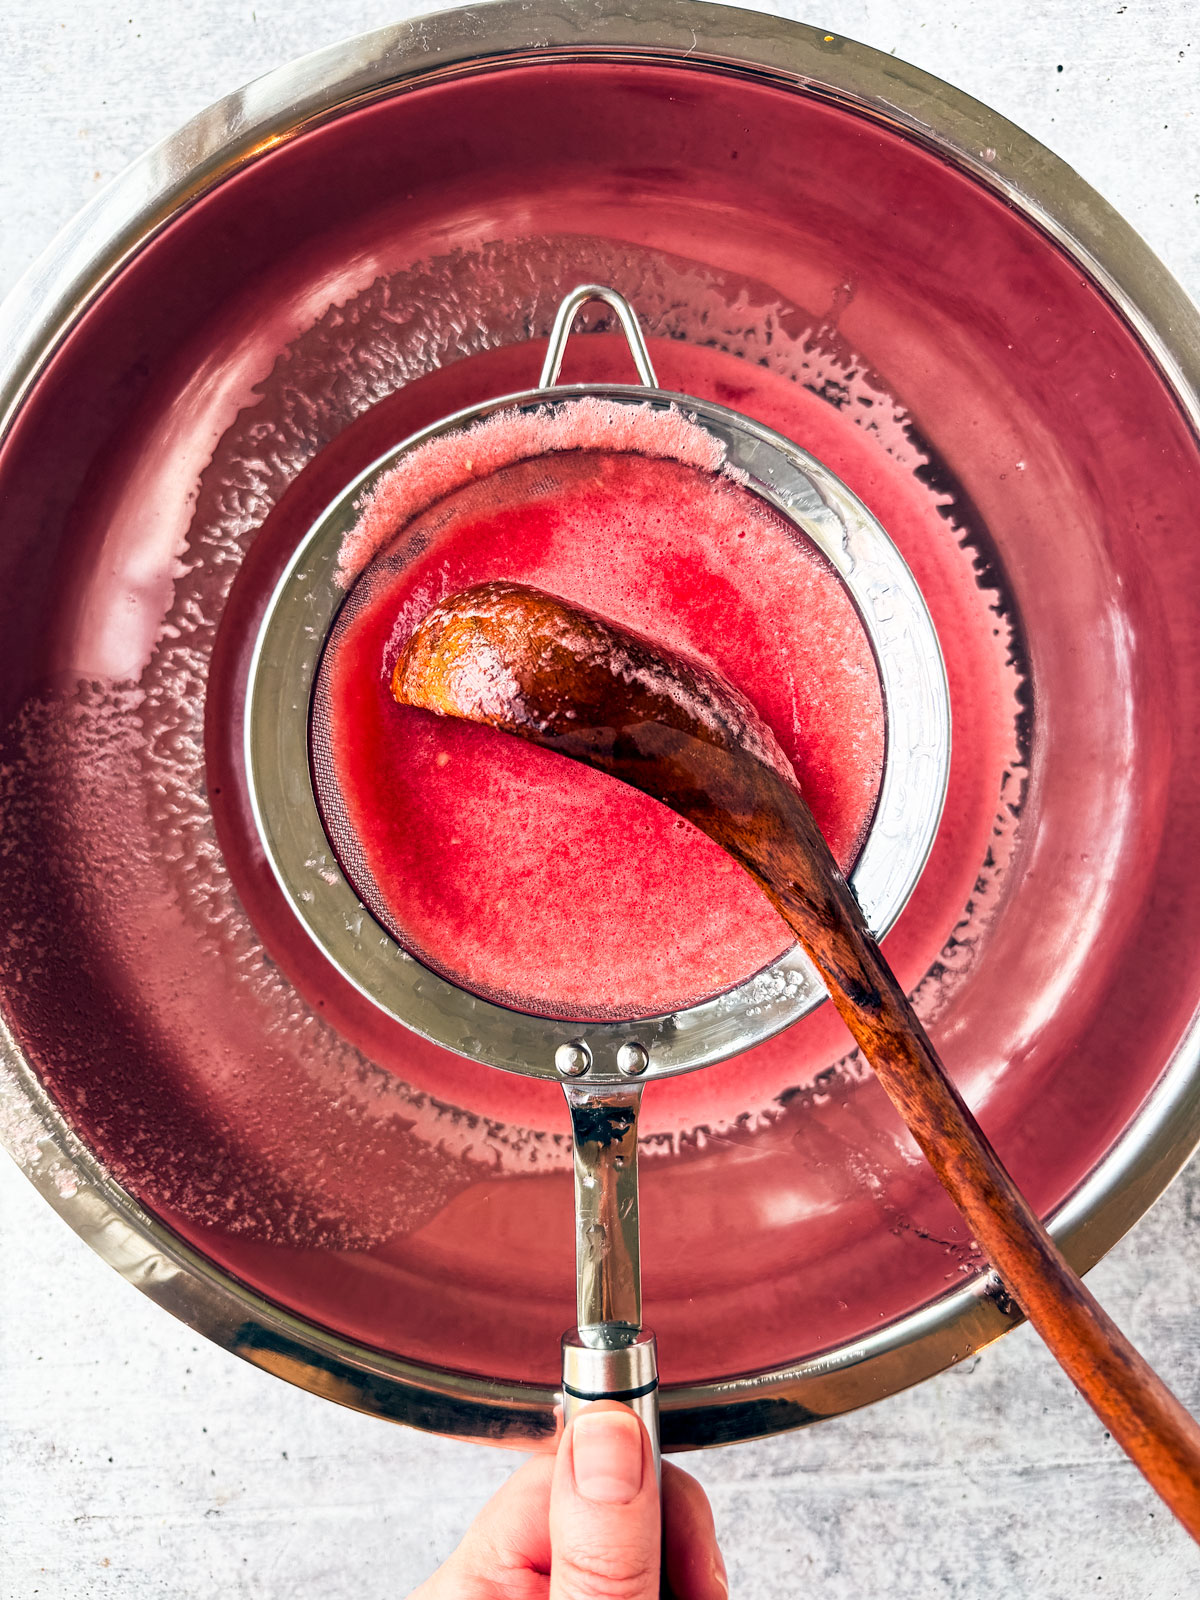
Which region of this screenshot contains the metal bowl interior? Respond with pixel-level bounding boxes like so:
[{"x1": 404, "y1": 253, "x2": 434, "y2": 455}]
[{"x1": 2, "y1": 1, "x2": 1200, "y2": 1447}]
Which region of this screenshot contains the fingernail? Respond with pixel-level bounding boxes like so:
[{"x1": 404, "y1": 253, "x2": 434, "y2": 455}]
[{"x1": 571, "y1": 1409, "x2": 645, "y2": 1504}]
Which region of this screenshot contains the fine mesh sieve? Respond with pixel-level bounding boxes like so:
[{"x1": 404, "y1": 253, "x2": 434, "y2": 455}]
[
  {"x1": 245, "y1": 284, "x2": 951, "y2": 1457},
  {"x1": 309, "y1": 443, "x2": 884, "y2": 1021},
  {"x1": 251, "y1": 286, "x2": 950, "y2": 1078}
]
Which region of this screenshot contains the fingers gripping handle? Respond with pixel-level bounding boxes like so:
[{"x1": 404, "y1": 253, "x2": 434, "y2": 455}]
[{"x1": 561, "y1": 1329, "x2": 661, "y2": 1486}]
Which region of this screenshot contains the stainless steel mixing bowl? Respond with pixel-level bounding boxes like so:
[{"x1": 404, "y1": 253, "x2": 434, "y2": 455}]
[{"x1": 2, "y1": 0, "x2": 1199, "y2": 1448}]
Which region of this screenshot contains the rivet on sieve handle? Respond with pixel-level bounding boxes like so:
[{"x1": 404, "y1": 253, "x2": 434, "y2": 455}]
[
  {"x1": 555, "y1": 1040, "x2": 592, "y2": 1078},
  {"x1": 617, "y1": 1041, "x2": 650, "y2": 1077}
]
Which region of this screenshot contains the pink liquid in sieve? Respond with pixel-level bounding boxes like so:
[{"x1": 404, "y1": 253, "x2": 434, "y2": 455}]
[{"x1": 316, "y1": 426, "x2": 885, "y2": 1019}]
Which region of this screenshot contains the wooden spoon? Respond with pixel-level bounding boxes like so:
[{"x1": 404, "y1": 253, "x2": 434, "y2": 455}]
[{"x1": 393, "y1": 578, "x2": 1200, "y2": 1537}]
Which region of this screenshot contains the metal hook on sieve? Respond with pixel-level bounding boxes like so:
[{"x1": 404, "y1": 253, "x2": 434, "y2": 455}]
[{"x1": 538, "y1": 284, "x2": 660, "y2": 389}]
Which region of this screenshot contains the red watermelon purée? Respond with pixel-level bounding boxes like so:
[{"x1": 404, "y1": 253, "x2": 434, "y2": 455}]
[{"x1": 315, "y1": 405, "x2": 886, "y2": 1020}]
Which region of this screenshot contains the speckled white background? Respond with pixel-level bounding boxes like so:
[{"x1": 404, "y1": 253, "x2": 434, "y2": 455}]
[{"x1": 2, "y1": 2, "x2": 1199, "y2": 1595}]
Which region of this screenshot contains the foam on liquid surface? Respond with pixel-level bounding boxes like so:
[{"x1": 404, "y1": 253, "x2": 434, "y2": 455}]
[{"x1": 318, "y1": 423, "x2": 885, "y2": 1020}]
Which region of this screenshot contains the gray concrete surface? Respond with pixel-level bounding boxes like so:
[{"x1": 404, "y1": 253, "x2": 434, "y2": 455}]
[{"x1": 2, "y1": 2, "x2": 1199, "y2": 1595}]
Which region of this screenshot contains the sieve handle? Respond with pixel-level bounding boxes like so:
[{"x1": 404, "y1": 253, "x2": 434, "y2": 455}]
[
  {"x1": 564, "y1": 1080, "x2": 644, "y2": 1333},
  {"x1": 539, "y1": 284, "x2": 660, "y2": 389},
  {"x1": 561, "y1": 1077, "x2": 660, "y2": 1486},
  {"x1": 561, "y1": 1328, "x2": 661, "y2": 1488}
]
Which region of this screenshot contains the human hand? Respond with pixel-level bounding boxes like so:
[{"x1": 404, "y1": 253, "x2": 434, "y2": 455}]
[{"x1": 409, "y1": 1401, "x2": 728, "y2": 1598}]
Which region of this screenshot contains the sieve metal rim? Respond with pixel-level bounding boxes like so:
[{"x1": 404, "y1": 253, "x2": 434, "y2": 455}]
[{"x1": 245, "y1": 374, "x2": 951, "y2": 1084}]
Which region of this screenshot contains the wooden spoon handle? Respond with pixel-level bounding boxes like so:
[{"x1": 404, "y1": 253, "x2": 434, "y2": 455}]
[
  {"x1": 758, "y1": 786, "x2": 1200, "y2": 1539},
  {"x1": 392, "y1": 580, "x2": 1200, "y2": 1536}
]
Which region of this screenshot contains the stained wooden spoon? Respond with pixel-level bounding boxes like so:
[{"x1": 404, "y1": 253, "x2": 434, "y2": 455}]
[{"x1": 393, "y1": 578, "x2": 1200, "y2": 1538}]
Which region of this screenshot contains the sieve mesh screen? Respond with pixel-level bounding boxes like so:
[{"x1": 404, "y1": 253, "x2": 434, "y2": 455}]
[
  {"x1": 313, "y1": 443, "x2": 739, "y2": 1008},
  {"x1": 309, "y1": 409, "x2": 887, "y2": 1022}
]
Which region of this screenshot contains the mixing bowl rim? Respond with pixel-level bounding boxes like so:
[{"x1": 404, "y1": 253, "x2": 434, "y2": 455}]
[{"x1": 2, "y1": 0, "x2": 1199, "y2": 1448}]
